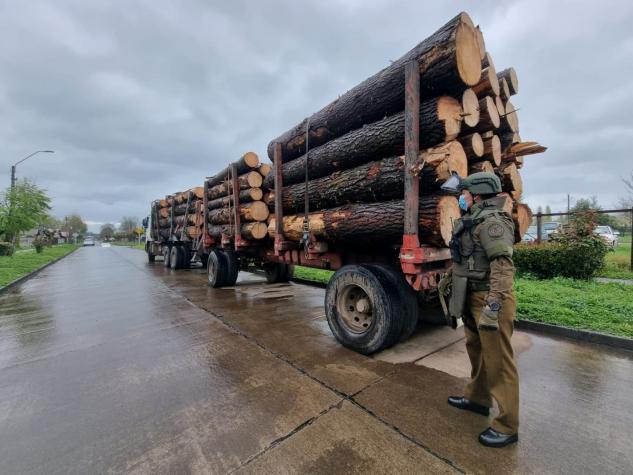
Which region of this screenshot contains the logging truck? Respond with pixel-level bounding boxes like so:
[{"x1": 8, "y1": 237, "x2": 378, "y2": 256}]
[{"x1": 145, "y1": 11, "x2": 539, "y2": 354}]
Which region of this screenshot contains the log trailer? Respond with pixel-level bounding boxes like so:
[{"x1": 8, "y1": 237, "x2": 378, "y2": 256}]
[
  {"x1": 144, "y1": 62, "x2": 451, "y2": 355},
  {"x1": 144, "y1": 11, "x2": 538, "y2": 354}
]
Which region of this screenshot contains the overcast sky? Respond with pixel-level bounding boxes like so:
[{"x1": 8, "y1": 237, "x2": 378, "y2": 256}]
[{"x1": 1, "y1": 0, "x2": 632, "y2": 232}]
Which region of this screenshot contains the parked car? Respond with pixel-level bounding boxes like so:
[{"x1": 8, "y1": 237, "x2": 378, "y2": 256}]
[
  {"x1": 522, "y1": 225, "x2": 549, "y2": 243},
  {"x1": 83, "y1": 238, "x2": 95, "y2": 247},
  {"x1": 594, "y1": 226, "x2": 619, "y2": 247}
]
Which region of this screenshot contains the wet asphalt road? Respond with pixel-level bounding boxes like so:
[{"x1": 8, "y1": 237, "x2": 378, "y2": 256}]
[{"x1": 1, "y1": 246, "x2": 632, "y2": 474}]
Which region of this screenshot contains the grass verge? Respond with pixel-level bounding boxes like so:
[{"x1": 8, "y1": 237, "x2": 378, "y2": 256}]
[
  {"x1": 597, "y1": 239, "x2": 633, "y2": 280},
  {"x1": 292, "y1": 266, "x2": 633, "y2": 339},
  {"x1": 0, "y1": 244, "x2": 78, "y2": 288}
]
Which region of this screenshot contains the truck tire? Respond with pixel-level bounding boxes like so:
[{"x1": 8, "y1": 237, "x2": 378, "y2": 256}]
[
  {"x1": 222, "y1": 250, "x2": 239, "y2": 286},
  {"x1": 207, "y1": 249, "x2": 228, "y2": 288},
  {"x1": 178, "y1": 246, "x2": 190, "y2": 269},
  {"x1": 361, "y1": 264, "x2": 419, "y2": 342},
  {"x1": 263, "y1": 263, "x2": 292, "y2": 283},
  {"x1": 146, "y1": 243, "x2": 155, "y2": 263},
  {"x1": 325, "y1": 265, "x2": 403, "y2": 354},
  {"x1": 170, "y1": 246, "x2": 181, "y2": 270},
  {"x1": 163, "y1": 247, "x2": 171, "y2": 268}
]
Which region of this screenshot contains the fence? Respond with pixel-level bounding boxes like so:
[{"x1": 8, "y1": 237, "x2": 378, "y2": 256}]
[{"x1": 533, "y1": 208, "x2": 633, "y2": 271}]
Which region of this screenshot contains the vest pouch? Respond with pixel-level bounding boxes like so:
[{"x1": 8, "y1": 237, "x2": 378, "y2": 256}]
[{"x1": 449, "y1": 274, "x2": 468, "y2": 319}]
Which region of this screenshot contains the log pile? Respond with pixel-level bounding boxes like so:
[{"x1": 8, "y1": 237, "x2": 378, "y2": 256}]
[
  {"x1": 265, "y1": 11, "x2": 544, "y2": 247},
  {"x1": 153, "y1": 187, "x2": 205, "y2": 241},
  {"x1": 205, "y1": 152, "x2": 271, "y2": 241}
]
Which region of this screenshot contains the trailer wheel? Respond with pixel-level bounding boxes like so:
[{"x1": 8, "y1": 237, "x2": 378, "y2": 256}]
[
  {"x1": 178, "y1": 247, "x2": 190, "y2": 269},
  {"x1": 325, "y1": 265, "x2": 403, "y2": 354},
  {"x1": 222, "y1": 250, "x2": 239, "y2": 286},
  {"x1": 146, "y1": 243, "x2": 155, "y2": 263},
  {"x1": 263, "y1": 263, "x2": 292, "y2": 283},
  {"x1": 362, "y1": 264, "x2": 419, "y2": 342},
  {"x1": 170, "y1": 246, "x2": 181, "y2": 270},
  {"x1": 207, "y1": 249, "x2": 228, "y2": 287},
  {"x1": 163, "y1": 247, "x2": 171, "y2": 268}
]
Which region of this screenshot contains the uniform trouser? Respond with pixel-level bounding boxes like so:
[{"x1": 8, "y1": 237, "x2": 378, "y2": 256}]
[{"x1": 463, "y1": 290, "x2": 519, "y2": 434}]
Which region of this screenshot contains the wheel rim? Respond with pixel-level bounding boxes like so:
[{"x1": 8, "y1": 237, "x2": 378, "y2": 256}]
[
  {"x1": 208, "y1": 255, "x2": 217, "y2": 283},
  {"x1": 337, "y1": 284, "x2": 373, "y2": 334}
]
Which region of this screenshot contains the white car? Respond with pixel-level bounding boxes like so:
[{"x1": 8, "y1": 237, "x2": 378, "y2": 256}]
[
  {"x1": 83, "y1": 238, "x2": 95, "y2": 246},
  {"x1": 594, "y1": 226, "x2": 619, "y2": 247}
]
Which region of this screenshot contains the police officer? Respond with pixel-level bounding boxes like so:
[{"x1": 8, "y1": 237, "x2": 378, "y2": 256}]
[{"x1": 442, "y1": 172, "x2": 519, "y2": 448}]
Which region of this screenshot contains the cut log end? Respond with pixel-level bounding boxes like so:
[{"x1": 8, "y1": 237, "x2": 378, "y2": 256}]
[
  {"x1": 438, "y1": 196, "x2": 461, "y2": 247},
  {"x1": 437, "y1": 96, "x2": 463, "y2": 140},
  {"x1": 461, "y1": 89, "x2": 480, "y2": 127},
  {"x1": 469, "y1": 161, "x2": 494, "y2": 175},
  {"x1": 483, "y1": 135, "x2": 501, "y2": 166},
  {"x1": 243, "y1": 200, "x2": 270, "y2": 222},
  {"x1": 455, "y1": 20, "x2": 483, "y2": 86},
  {"x1": 242, "y1": 151, "x2": 260, "y2": 168},
  {"x1": 258, "y1": 163, "x2": 272, "y2": 177},
  {"x1": 475, "y1": 26, "x2": 486, "y2": 60},
  {"x1": 459, "y1": 132, "x2": 484, "y2": 158},
  {"x1": 502, "y1": 100, "x2": 520, "y2": 133},
  {"x1": 246, "y1": 171, "x2": 264, "y2": 188},
  {"x1": 494, "y1": 96, "x2": 505, "y2": 116},
  {"x1": 478, "y1": 96, "x2": 501, "y2": 130},
  {"x1": 245, "y1": 221, "x2": 268, "y2": 240}
]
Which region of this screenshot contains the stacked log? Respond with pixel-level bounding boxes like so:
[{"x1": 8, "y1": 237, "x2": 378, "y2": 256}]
[
  {"x1": 205, "y1": 152, "x2": 270, "y2": 241},
  {"x1": 153, "y1": 187, "x2": 205, "y2": 241},
  {"x1": 265, "y1": 11, "x2": 544, "y2": 247}
]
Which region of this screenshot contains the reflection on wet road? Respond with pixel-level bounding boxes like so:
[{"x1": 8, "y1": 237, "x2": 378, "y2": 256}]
[{"x1": 0, "y1": 246, "x2": 631, "y2": 474}]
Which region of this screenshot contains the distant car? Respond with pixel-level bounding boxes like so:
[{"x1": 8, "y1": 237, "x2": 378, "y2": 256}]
[
  {"x1": 101, "y1": 242, "x2": 111, "y2": 248},
  {"x1": 594, "y1": 225, "x2": 619, "y2": 247},
  {"x1": 83, "y1": 238, "x2": 95, "y2": 246},
  {"x1": 522, "y1": 225, "x2": 549, "y2": 243}
]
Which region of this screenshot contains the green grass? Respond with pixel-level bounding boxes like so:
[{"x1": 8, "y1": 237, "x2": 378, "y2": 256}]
[
  {"x1": 515, "y1": 277, "x2": 633, "y2": 338},
  {"x1": 597, "y1": 239, "x2": 632, "y2": 279},
  {"x1": 292, "y1": 266, "x2": 633, "y2": 339},
  {"x1": 0, "y1": 244, "x2": 78, "y2": 288},
  {"x1": 293, "y1": 266, "x2": 333, "y2": 284}
]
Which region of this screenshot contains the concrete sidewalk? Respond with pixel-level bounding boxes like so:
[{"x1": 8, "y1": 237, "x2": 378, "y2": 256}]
[{"x1": 0, "y1": 246, "x2": 631, "y2": 474}]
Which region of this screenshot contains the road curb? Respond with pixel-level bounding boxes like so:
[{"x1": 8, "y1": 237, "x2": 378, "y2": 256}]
[
  {"x1": 515, "y1": 319, "x2": 633, "y2": 352},
  {"x1": 0, "y1": 246, "x2": 79, "y2": 295}
]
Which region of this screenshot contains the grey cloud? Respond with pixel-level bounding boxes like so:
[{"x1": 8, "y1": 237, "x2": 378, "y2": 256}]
[{"x1": 1, "y1": 0, "x2": 632, "y2": 232}]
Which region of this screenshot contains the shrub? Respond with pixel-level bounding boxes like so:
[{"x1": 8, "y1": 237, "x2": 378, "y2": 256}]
[
  {"x1": 33, "y1": 236, "x2": 47, "y2": 254},
  {"x1": 0, "y1": 241, "x2": 15, "y2": 256},
  {"x1": 514, "y1": 212, "x2": 609, "y2": 280}
]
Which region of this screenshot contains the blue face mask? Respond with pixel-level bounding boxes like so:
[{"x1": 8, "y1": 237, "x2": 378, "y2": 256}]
[{"x1": 458, "y1": 195, "x2": 469, "y2": 212}]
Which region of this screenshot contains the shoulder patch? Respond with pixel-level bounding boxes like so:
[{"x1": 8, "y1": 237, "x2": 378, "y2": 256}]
[{"x1": 488, "y1": 223, "x2": 504, "y2": 238}]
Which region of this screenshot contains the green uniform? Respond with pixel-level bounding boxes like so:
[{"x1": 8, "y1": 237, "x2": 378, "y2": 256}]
[{"x1": 449, "y1": 195, "x2": 519, "y2": 434}]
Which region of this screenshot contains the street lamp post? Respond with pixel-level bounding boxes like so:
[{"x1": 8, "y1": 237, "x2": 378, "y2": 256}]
[{"x1": 10, "y1": 150, "x2": 55, "y2": 188}]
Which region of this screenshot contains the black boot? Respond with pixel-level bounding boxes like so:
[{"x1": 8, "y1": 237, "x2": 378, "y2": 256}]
[
  {"x1": 447, "y1": 396, "x2": 490, "y2": 416},
  {"x1": 478, "y1": 427, "x2": 518, "y2": 448}
]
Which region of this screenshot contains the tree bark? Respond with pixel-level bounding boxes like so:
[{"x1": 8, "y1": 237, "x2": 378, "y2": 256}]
[
  {"x1": 173, "y1": 202, "x2": 200, "y2": 216},
  {"x1": 267, "y1": 12, "x2": 481, "y2": 162},
  {"x1": 513, "y1": 202, "x2": 532, "y2": 243},
  {"x1": 268, "y1": 196, "x2": 459, "y2": 248},
  {"x1": 207, "y1": 188, "x2": 263, "y2": 210},
  {"x1": 473, "y1": 134, "x2": 501, "y2": 166},
  {"x1": 263, "y1": 96, "x2": 463, "y2": 188},
  {"x1": 472, "y1": 65, "x2": 499, "y2": 97},
  {"x1": 498, "y1": 68, "x2": 518, "y2": 96},
  {"x1": 159, "y1": 214, "x2": 203, "y2": 227},
  {"x1": 207, "y1": 171, "x2": 263, "y2": 199},
  {"x1": 267, "y1": 142, "x2": 466, "y2": 214},
  {"x1": 207, "y1": 201, "x2": 269, "y2": 225},
  {"x1": 206, "y1": 152, "x2": 260, "y2": 188},
  {"x1": 469, "y1": 161, "x2": 494, "y2": 175},
  {"x1": 458, "y1": 132, "x2": 484, "y2": 158},
  {"x1": 499, "y1": 77, "x2": 511, "y2": 101},
  {"x1": 498, "y1": 162, "x2": 523, "y2": 200},
  {"x1": 207, "y1": 222, "x2": 268, "y2": 240}
]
